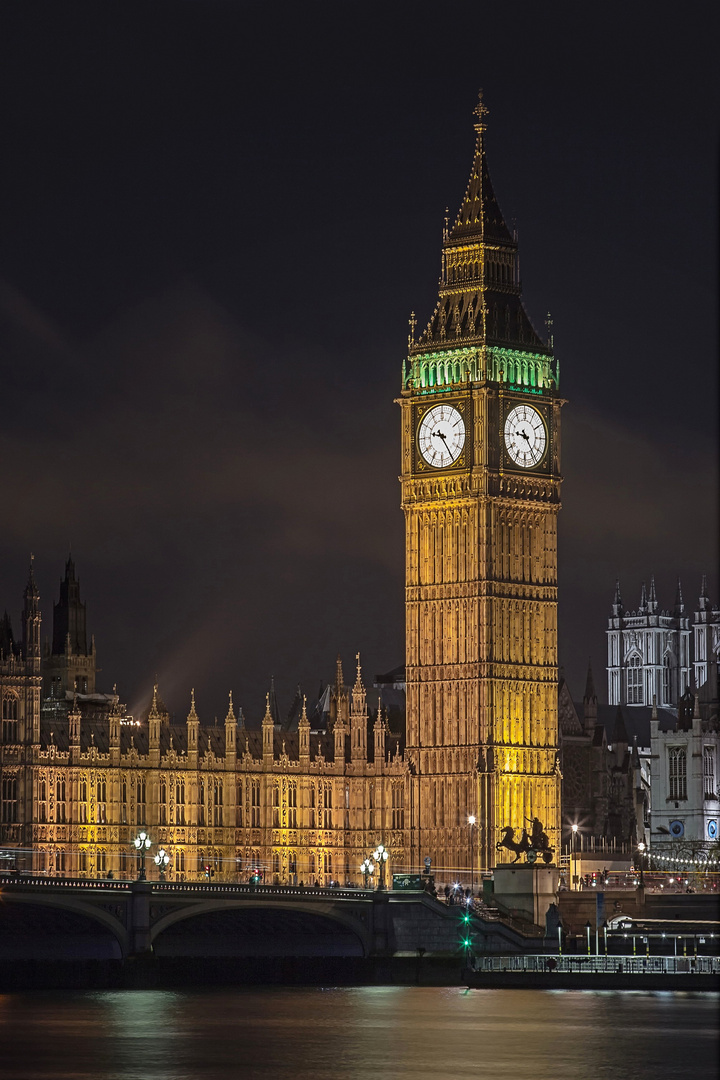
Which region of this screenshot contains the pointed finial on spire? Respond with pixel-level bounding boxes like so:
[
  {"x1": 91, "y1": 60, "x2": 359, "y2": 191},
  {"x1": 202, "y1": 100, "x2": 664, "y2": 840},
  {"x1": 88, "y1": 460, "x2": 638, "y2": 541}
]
[
  {"x1": 674, "y1": 577, "x2": 684, "y2": 614},
  {"x1": 545, "y1": 312, "x2": 554, "y2": 350},
  {"x1": 473, "y1": 88, "x2": 489, "y2": 133},
  {"x1": 225, "y1": 691, "x2": 236, "y2": 724},
  {"x1": 408, "y1": 311, "x2": 416, "y2": 349},
  {"x1": 187, "y1": 688, "x2": 198, "y2": 722},
  {"x1": 612, "y1": 578, "x2": 623, "y2": 616},
  {"x1": 335, "y1": 654, "x2": 344, "y2": 693},
  {"x1": 648, "y1": 574, "x2": 658, "y2": 614},
  {"x1": 263, "y1": 691, "x2": 273, "y2": 723},
  {"x1": 639, "y1": 581, "x2": 648, "y2": 612},
  {"x1": 300, "y1": 694, "x2": 308, "y2": 724},
  {"x1": 700, "y1": 573, "x2": 709, "y2": 599},
  {"x1": 354, "y1": 651, "x2": 363, "y2": 690}
]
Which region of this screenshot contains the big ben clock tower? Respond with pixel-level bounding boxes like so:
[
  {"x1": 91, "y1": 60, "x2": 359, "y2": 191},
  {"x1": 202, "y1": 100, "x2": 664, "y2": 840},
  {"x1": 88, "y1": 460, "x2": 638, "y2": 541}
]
[{"x1": 400, "y1": 94, "x2": 562, "y2": 875}]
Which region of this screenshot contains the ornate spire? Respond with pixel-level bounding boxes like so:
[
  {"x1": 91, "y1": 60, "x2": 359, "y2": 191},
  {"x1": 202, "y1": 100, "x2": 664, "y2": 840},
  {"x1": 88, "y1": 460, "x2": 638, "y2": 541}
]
[
  {"x1": 354, "y1": 651, "x2": 363, "y2": 691},
  {"x1": 299, "y1": 694, "x2": 309, "y2": 725},
  {"x1": 583, "y1": 659, "x2": 597, "y2": 704},
  {"x1": 648, "y1": 574, "x2": 658, "y2": 614},
  {"x1": 699, "y1": 573, "x2": 709, "y2": 611},
  {"x1": 335, "y1": 654, "x2": 344, "y2": 694},
  {"x1": 187, "y1": 688, "x2": 199, "y2": 723},
  {"x1": 149, "y1": 683, "x2": 160, "y2": 719},
  {"x1": 263, "y1": 692, "x2": 273, "y2": 724},
  {"x1": 411, "y1": 91, "x2": 551, "y2": 362},
  {"x1": 612, "y1": 579, "x2": 623, "y2": 617},
  {"x1": 639, "y1": 581, "x2": 648, "y2": 613},
  {"x1": 225, "y1": 691, "x2": 236, "y2": 724}
]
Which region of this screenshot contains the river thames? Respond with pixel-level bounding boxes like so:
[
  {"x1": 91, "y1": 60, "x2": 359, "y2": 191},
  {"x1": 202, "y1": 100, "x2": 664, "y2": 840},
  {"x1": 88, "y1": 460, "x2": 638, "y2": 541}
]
[{"x1": 0, "y1": 986, "x2": 717, "y2": 1079}]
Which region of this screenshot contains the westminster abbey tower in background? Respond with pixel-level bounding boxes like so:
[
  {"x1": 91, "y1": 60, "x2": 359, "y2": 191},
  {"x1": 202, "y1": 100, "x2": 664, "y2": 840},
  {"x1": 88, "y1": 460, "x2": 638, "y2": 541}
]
[{"x1": 1, "y1": 97, "x2": 562, "y2": 882}]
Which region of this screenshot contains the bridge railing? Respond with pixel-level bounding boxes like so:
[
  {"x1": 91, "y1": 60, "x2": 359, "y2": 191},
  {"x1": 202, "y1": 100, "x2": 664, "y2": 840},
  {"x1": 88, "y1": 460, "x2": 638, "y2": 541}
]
[
  {"x1": 471, "y1": 954, "x2": 720, "y2": 974},
  {"x1": 0, "y1": 873, "x2": 379, "y2": 901}
]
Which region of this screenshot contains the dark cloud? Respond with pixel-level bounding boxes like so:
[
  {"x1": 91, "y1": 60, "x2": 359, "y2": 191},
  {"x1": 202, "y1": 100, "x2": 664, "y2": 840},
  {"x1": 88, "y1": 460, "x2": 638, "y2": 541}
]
[{"x1": 0, "y1": 2, "x2": 717, "y2": 720}]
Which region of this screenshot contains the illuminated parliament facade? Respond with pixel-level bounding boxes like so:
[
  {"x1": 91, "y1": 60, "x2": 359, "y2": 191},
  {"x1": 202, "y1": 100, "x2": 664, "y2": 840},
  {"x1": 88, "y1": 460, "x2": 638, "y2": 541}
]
[{"x1": 0, "y1": 96, "x2": 562, "y2": 883}]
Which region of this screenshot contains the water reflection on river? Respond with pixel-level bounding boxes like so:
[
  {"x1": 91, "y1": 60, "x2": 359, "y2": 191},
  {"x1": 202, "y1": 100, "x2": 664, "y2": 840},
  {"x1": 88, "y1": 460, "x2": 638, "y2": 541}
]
[{"x1": 0, "y1": 987, "x2": 717, "y2": 1080}]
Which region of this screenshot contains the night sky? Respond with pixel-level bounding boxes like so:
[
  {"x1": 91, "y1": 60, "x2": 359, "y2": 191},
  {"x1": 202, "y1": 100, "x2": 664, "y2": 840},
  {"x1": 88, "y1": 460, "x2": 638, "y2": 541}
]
[{"x1": 1, "y1": 2, "x2": 717, "y2": 723}]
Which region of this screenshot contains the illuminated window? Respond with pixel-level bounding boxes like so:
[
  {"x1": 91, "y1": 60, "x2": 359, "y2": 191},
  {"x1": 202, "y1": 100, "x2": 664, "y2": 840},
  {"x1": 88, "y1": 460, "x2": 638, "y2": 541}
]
[
  {"x1": 38, "y1": 779, "x2": 47, "y2": 823},
  {"x1": 669, "y1": 747, "x2": 687, "y2": 801},
  {"x1": 272, "y1": 852, "x2": 280, "y2": 877},
  {"x1": 136, "y1": 780, "x2": 146, "y2": 825},
  {"x1": 96, "y1": 779, "x2": 107, "y2": 824},
  {"x1": 213, "y1": 782, "x2": 223, "y2": 827},
  {"x1": 159, "y1": 781, "x2": 167, "y2": 825},
  {"x1": 80, "y1": 779, "x2": 88, "y2": 824},
  {"x1": 176, "y1": 849, "x2": 185, "y2": 875},
  {"x1": 175, "y1": 782, "x2": 185, "y2": 825},
  {"x1": 288, "y1": 783, "x2": 297, "y2": 828},
  {"x1": 236, "y1": 782, "x2": 244, "y2": 827},
  {"x1": 250, "y1": 781, "x2": 260, "y2": 827},
  {"x1": 392, "y1": 785, "x2": 404, "y2": 830},
  {"x1": 1, "y1": 776, "x2": 18, "y2": 823},
  {"x1": 198, "y1": 781, "x2": 206, "y2": 826},
  {"x1": 289, "y1": 852, "x2": 297, "y2": 876},
  {"x1": 322, "y1": 784, "x2": 333, "y2": 829},
  {"x1": 56, "y1": 779, "x2": 66, "y2": 823},
  {"x1": 272, "y1": 783, "x2": 280, "y2": 828},
  {"x1": 627, "y1": 654, "x2": 643, "y2": 705},
  {"x1": 1, "y1": 694, "x2": 18, "y2": 741},
  {"x1": 309, "y1": 785, "x2": 316, "y2": 828},
  {"x1": 704, "y1": 747, "x2": 716, "y2": 801},
  {"x1": 96, "y1": 850, "x2": 106, "y2": 874},
  {"x1": 121, "y1": 780, "x2": 127, "y2": 824}
]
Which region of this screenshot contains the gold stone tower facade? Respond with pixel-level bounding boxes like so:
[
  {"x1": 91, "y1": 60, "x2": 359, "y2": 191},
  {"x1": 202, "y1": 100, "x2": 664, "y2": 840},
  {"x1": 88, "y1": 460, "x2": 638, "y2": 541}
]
[{"x1": 400, "y1": 95, "x2": 562, "y2": 874}]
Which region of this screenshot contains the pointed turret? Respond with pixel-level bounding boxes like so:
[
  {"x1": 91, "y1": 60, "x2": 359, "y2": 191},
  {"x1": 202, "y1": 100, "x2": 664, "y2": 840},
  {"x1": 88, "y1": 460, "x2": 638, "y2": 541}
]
[
  {"x1": 674, "y1": 577, "x2": 685, "y2": 616},
  {"x1": 148, "y1": 683, "x2": 161, "y2": 755},
  {"x1": 52, "y1": 554, "x2": 87, "y2": 656},
  {"x1": 639, "y1": 581, "x2": 648, "y2": 614},
  {"x1": 225, "y1": 691, "x2": 237, "y2": 758},
  {"x1": 298, "y1": 694, "x2": 310, "y2": 762},
  {"x1": 350, "y1": 652, "x2": 368, "y2": 762},
  {"x1": 648, "y1": 575, "x2": 658, "y2": 614},
  {"x1": 582, "y1": 659, "x2": 598, "y2": 736},
  {"x1": 22, "y1": 557, "x2": 41, "y2": 668},
  {"x1": 374, "y1": 696, "x2": 387, "y2": 764},
  {"x1": 699, "y1": 573, "x2": 710, "y2": 612},
  {"x1": 262, "y1": 691, "x2": 274, "y2": 763},
  {"x1": 186, "y1": 688, "x2": 199, "y2": 757},
  {"x1": 267, "y1": 676, "x2": 280, "y2": 729},
  {"x1": 0, "y1": 611, "x2": 15, "y2": 658},
  {"x1": 611, "y1": 579, "x2": 623, "y2": 618},
  {"x1": 406, "y1": 92, "x2": 555, "y2": 394}
]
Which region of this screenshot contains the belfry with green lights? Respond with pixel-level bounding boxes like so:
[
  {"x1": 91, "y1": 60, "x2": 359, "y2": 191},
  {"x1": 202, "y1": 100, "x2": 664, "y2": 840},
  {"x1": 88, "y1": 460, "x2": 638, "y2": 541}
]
[{"x1": 400, "y1": 92, "x2": 563, "y2": 875}]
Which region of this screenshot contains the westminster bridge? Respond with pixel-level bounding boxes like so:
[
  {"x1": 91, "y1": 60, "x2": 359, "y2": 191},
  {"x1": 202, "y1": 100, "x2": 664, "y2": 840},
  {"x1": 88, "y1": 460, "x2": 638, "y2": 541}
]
[{"x1": 0, "y1": 876, "x2": 538, "y2": 965}]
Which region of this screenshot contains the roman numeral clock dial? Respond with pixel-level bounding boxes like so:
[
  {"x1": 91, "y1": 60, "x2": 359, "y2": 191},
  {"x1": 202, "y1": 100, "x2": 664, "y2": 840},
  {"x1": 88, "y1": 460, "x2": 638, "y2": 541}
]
[
  {"x1": 504, "y1": 404, "x2": 547, "y2": 468},
  {"x1": 417, "y1": 404, "x2": 465, "y2": 468}
]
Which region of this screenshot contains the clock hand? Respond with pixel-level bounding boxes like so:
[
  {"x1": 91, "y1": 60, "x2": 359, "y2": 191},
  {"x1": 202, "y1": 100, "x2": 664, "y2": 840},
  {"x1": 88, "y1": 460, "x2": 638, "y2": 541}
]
[
  {"x1": 433, "y1": 430, "x2": 448, "y2": 443},
  {"x1": 518, "y1": 428, "x2": 530, "y2": 442}
]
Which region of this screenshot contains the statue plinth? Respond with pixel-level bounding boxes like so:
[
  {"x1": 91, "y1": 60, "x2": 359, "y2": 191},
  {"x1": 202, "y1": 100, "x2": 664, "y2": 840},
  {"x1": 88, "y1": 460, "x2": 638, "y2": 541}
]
[{"x1": 492, "y1": 863, "x2": 559, "y2": 929}]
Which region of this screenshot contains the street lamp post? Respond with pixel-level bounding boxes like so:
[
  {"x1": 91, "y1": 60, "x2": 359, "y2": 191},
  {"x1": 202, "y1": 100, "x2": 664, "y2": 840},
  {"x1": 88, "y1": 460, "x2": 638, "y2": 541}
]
[
  {"x1": 468, "y1": 815, "x2": 476, "y2": 897},
  {"x1": 133, "y1": 830, "x2": 151, "y2": 880},
  {"x1": 571, "y1": 824, "x2": 579, "y2": 890},
  {"x1": 154, "y1": 847, "x2": 170, "y2": 881},
  {"x1": 360, "y1": 858, "x2": 375, "y2": 889},
  {"x1": 373, "y1": 845, "x2": 389, "y2": 890},
  {"x1": 637, "y1": 841, "x2": 646, "y2": 889}
]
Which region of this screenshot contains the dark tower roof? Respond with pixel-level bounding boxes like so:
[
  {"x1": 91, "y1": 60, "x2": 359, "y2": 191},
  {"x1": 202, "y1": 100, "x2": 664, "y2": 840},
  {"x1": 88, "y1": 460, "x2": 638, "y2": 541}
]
[
  {"x1": 0, "y1": 611, "x2": 15, "y2": 657},
  {"x1": 412, "y1": 92, "x2": 551, "y2": 358},
  {"x1": 612, "y1": 705, "x2": 629, "y2": 746},
  {"x1": 52, "y1": 555, "x2": 88, "y2": 656},
  {"x1": 583, "y1": 660, "x2": 597, "y2": 704}
]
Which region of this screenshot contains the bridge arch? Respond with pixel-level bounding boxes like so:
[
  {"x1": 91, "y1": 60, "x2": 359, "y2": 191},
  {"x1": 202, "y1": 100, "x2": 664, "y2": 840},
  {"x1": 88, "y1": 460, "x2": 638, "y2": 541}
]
[
  {"x1": 151, "y1": 899, "x2": 370, "y2": 957},
  {"x1": 0, "y1": 894, "x2": 127, "y2": 959}
]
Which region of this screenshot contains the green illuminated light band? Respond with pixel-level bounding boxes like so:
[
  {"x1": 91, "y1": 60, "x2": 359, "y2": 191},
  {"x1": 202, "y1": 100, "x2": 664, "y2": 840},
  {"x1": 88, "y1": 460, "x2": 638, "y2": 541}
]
[{"x1": 404, "y1": 346, "x2": 557, "y2": 393}]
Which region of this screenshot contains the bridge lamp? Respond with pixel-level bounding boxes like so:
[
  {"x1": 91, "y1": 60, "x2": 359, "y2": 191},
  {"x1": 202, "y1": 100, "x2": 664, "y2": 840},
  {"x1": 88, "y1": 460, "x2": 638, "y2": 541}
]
[
  {"x1": 154, "y1": 847, "x2": 170, "y2": 881},
  {"x1": 373, "y1": 845, "x2": 389, "y2": 890},
  {"x1": 571, "y1": 824, "x2": 579, "y2": 891},
  {"x1": 134, "y1": 830, "x2": 151, "y2": 880},
  {"x1": 468, "y1": 815, "x2": 476, "y2": 897},
  {"x1": 360, "y1": 858, "x2": 375, "y2": 889}
]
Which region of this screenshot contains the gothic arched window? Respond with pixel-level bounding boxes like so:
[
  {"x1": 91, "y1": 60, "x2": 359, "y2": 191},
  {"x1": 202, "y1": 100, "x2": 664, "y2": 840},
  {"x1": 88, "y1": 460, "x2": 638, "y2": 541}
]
[
  {"x1": 627, "y1": 654, "x2": 643, "y2": 705},
  {"x1": 668, "y1": 747, "x2": 687, "y2": 801}
]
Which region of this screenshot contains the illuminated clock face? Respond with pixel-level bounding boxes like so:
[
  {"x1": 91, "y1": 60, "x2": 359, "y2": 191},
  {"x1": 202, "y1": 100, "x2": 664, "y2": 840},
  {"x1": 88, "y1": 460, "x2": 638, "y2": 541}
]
[
  {"x1": 418, "y1": 404, "x2": 465, "y2": 468},
  {"x1": 504, "y1": 404, "x2": 547, "y2": 468}
]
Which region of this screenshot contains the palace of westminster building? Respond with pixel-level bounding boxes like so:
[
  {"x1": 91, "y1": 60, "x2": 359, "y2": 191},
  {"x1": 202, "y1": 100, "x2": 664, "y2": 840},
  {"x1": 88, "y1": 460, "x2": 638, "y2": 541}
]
[{"x1": 2, "y1": 98, "x2": 717, "y2": 884}]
